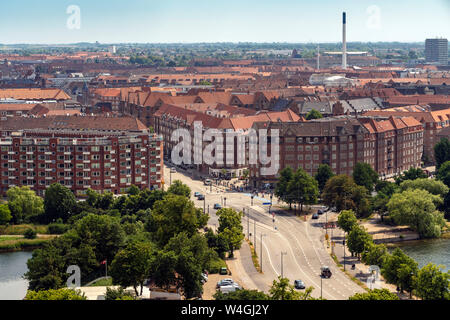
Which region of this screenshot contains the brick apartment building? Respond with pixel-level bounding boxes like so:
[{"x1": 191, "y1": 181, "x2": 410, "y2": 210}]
[
  {"x1": 364, "y1": 105, "x2": 450, "y2": 163},
  {"x1": 153, "y1": 104, "x2": 299, "y2": 178},
  {"x1": 249, "y1": 115, "x2": 423, "y2": 188},
  {"x1": 0, "y1": 116, "x2": 163, "y2": 197}
]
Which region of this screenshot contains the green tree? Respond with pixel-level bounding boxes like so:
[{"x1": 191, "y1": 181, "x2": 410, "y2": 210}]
[
  {"x1": 315, "y1": 164, "x2": 334, "y2": 193},
  {"x1": 305, "y1": 109, "x2": 323, "y2": 120},
  {"x1": 337, "y1": 210, "x2": 358, "y2": 233},
  {"x1": 167, "y1": 180, "x2": 191, "y2": 198},
  {"x1": 217, "y1": 208, "x2": 245, "y2": 257},
  {"x1": 346, "y1": 225, "x2": 372, "y2": 259},
  {"x1": 352, "y1": 162, "x2": 378, "y2": 192},
  {"x1": 395, "y1": 167, "x2": 428, "y2": 185},
  {"x1": 387, "y1": 189, "x2": 446, "y2": 238},
  {"x1": 105, "y1": 287, "x2": 135, "y2": 300},
  {"x1": 400, "y1": 178, "x2": 449, "y2": 198},
  {"x1": 436, "y1": 160, "x2": 450, "y2": 187},
  {"x1": 415, "y1": 263, "x2": 450, "y2": 300},
  {"x1": 127, "y1": 185, "x2": 140, "y2": 196},
  {"x1": 162, "y1": 232, "x2": 215, "y2": 299},
  {"x1": 6, "y1": 186, "x2": 44, "y2": 224},
  {"x1": 361, "y1": 243, "x2": 388, "y2": 267},
  {"x1": 286, "y1": 168, "x2": 319, "y2": 212},
  {"x1": 434, "y1": 138, "x2": 450, "y2": 169},
  {"x1": 322, "y1": 175, "x2": 371, "y2": 217},
  {"x1": 382, "y1": 248, "x2": 418, "y2": 293},
  {"x1": 24, "y1": 288, "x2": 86, "y2": 300},
  {"x1": 147, "y1": 194, "x2": 208, "y2": 246},
  {"x1": 0, "y1": 203, "x2": 12, "y2": 225},
  {"x1": 269, "y1": 276, "x2": 317, "y2": 300},
  {"x1": 86, "y1": 188, "x2": 100, "y2": 208},
  {"x1": 24, "y1": 228, "x2": 37, "y2": 239},
  {"x1": 71, "y1": 213, "x2": 126, "y2": 263},
  {"x1": 43, "y1": 183, "x2": 77, "y2": 223},
  {"x1": 110, "y1": 241, "x2": 155, "y2": 296},
  {"x1": 275, "y1": 167, "x2": 294, "y2": 209},
  {"x1": 348, "y1": 289, "x2": 399, "y2": 300},
  {"x1": 436, "y1": 161, "x2": 450, "y2": 218}
]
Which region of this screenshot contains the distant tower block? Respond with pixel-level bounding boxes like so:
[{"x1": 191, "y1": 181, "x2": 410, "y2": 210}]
[{"x1": 342, "y1": 12, "x2": 347, "y2": 69}]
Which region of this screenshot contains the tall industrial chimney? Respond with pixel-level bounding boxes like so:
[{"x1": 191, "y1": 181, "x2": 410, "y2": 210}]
[
  {"x1": 342, "y1": 12, "x2": 347, "y2": 69},
  {"x1": 316, "y1": 45, "x2": 320, "y2": 70}
]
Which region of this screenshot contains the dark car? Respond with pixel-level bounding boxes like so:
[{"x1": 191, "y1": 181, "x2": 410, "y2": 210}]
[
  {"x1": 219, "y1": 267, "x2": 228, "y2": 275},
  {"x1": 312, "y1": 213, "x2": 319, "y2": 219},
  {"x1": 194, "y1": 192, "x2": 201, "y2": 198},
  {"x1": 197, "y1": 194, "x2": 205, "y2": 200},
  {"x1": 321, "y1": 266, "x2": 332, "y2": 278},
  {"x1": 317, "y1": 209, "x2": 324, "y2": 215},
  {"x1": 214, "y1": 203, "x2": 222, "y2": 210},
  {"x1": 294, "y1": 280, "x2": 305, "y2": 289}
]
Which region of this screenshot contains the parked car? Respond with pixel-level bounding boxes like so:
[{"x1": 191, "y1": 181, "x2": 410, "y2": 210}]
[
  {"x1": 321, "y1": 266, "x2": 332, "y2": 278},
  {"x1": 312, "y1": 213, "x2": 319, "y2": 219},
  {"x1": 204, "y1": 179, "x2": 212, "y2": 186},
  {"x1": 214, "y1": 203, "x2": 222, "y2": 210},
  {"x1": 194, "y1": 192, "x2": 201, "y2": 198},
  {"x1": 201, "y1": 273, "x2": 208, "y2": 283},
  {"x1": 216, "y1": 278, "x2": 234, "y2": 288},
  {"x1": 170, "y1": 167, "x2": 177, "y2": 173},
  {"x1": 294, "y1": 280, "x2": 305, "y2": 289},
  {"x1": 219, "y1": 267, "x2": 228, "y2": 275},
  {"x1": 317, "y1": 209, "x2": 324, "y2": 215},
  {"x1": 219, "y1": 285, "x2": 239, "y2": 293},
  {"x1": 197, "y1": 194, "x2": 205, "y2": 200}
]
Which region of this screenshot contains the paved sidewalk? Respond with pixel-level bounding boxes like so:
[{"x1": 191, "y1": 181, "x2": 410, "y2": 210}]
[{"x1": 226, "y1": 240, "x2": 272, "y2": 294}]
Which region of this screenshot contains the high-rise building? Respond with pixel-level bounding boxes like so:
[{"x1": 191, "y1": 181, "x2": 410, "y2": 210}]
[{"x1": 425, "y1": 38, "x2": 448, "y2": 65}]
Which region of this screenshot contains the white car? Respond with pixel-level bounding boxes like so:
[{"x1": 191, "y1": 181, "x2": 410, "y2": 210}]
[
  {"x1": 219, "y1": 284, "x2": 242, "y2": 293},
  {"x1": 216, "y1": 278, "x2": 234, "y2": 288}
]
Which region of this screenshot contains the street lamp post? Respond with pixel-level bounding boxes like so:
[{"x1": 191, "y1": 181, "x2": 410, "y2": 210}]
[
  {"x1": 260, "y1": 233, "x2": 267, "y2": 272},
  {"x1": 203, "y1": 196, "x2": 206, "y2": 214},
  {"x1": 281, "y1": 252, "x2": 287, "y2": 278},
  {"x1": 320, "y1": 275, "x2": 323, "y2": 299}
]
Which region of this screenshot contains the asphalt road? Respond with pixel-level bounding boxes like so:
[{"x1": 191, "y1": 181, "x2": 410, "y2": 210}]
[{"x1": 163, "y1": 165, "x2": 365, "y2": 300}]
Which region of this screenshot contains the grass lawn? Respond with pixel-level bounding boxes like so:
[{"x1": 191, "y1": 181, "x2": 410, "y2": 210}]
[
  {"x1": 0, "y1": 224, "x2": 48, "y2": 235},
  {"x1": 0, "y1": 234, "x2": 57, "y2": 251},
  {"x1": 0, "y1": 235, "x2": 22, "y2": 242},
  {"x1": 89, "y1": 277, "x2": 113, "y2": 287}
]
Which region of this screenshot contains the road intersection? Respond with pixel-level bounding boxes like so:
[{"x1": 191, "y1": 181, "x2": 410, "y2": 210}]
[{"x1": 163, "y1": 165, "x2": 365, "y2": 299}]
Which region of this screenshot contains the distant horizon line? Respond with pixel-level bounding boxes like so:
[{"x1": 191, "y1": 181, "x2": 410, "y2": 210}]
[{"x1": 0, "y1": 41, "x2": 433, "y2": 47}]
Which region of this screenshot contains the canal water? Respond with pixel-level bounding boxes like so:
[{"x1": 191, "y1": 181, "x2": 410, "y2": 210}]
[
  {"x1": 393, "y1": 238, "x2": 450, "y2": 271},
  {"x1": 0, "y1": 251, "x2": 32, "y2": 300}
]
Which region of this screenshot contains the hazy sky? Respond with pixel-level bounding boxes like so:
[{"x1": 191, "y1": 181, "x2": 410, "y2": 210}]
[{"x1": 0, "y1": 0, "x2": 449, "y2": 44}]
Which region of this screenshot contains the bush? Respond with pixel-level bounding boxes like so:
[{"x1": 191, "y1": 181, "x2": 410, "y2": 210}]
[
  {"x1": 24, "y1": 228, "x2": 37, "y2": 239},
  {"x1": 206, "y1": 257, "x2": 227, "y2": 274},
  {"x1": 105, "y1": 287, "x2": 135, "y2": 300},
  {"x1": 47, "y1": 223, "x2": 68, "y2": 235}
]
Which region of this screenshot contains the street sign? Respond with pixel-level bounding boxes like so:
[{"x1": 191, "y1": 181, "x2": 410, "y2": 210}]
[{"x1": 262, "y1": 202, "x2": 272, "y2": 205}]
